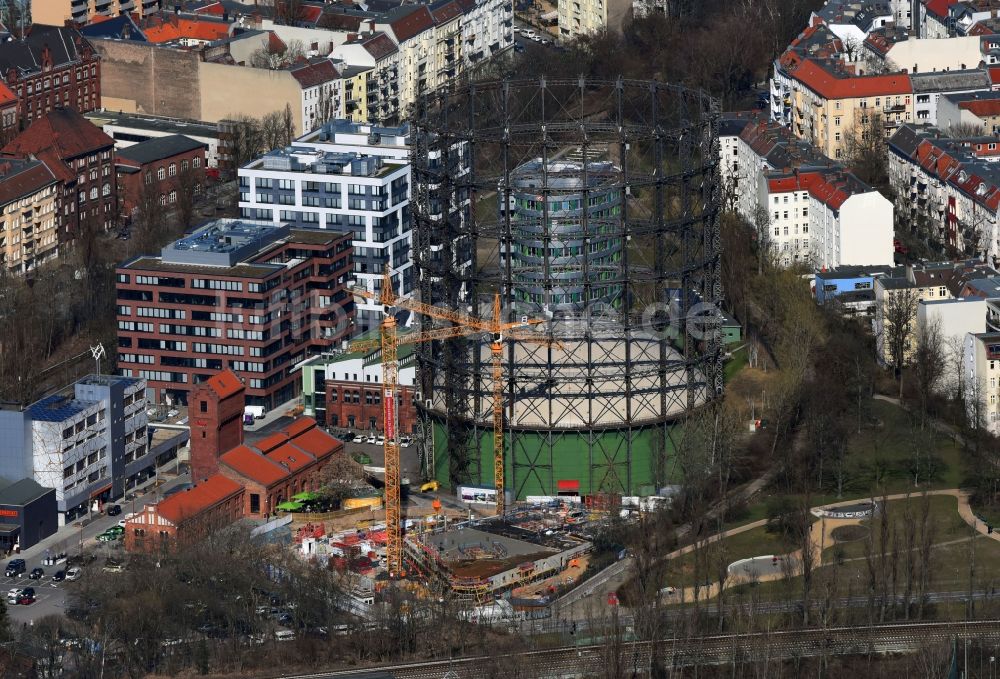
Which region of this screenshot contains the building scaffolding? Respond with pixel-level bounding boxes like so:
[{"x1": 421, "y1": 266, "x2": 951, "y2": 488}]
[{"x1": 410, "y1": 77, "x2": 724, "y2": 498}]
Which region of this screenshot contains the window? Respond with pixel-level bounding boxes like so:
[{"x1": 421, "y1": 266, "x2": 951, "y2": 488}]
[
  {"x1": 193, "y1": 157, "x2": 201, "y2": 168},
  {"x1": 168, "y1": 163, "x2": 177, "y2": 177},
  {"x1": 102, "y1": 183, "x2": 110, "y2": 197},
  {"x1": 157, "y1": 167, "x2": 165, "y2": 181},
  {"x1": 168, "y1": 190, "x2": 177, "y2": 204},
  {"x1": 250, "y1": 494, "x2": 260, "y2": 513},
  {"x1": 144, "y1": 171, "x2": 151, "y2": 185},
  {"x1": 89, "y1": 187, "x2": 97, "y2": 200}
]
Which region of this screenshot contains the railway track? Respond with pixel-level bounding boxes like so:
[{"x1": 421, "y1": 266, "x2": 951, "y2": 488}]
[{"x1": 278, "y1": 618, "x2": 1000, "y2": 679}]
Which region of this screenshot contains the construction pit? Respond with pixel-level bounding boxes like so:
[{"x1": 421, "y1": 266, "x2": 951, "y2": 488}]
[{"x1": 408, "y1": 516, "x2": 592, "y2": 605}]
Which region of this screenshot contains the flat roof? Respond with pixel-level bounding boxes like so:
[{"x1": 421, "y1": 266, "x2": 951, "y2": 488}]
[{"x1": 86, "y1": 111, "x2": 219, "y2": 138}]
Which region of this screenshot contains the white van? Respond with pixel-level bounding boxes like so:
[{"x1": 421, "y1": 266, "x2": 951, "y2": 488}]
[{"x1": 275, "y1": 629, "x2": 296, "y2": 642}]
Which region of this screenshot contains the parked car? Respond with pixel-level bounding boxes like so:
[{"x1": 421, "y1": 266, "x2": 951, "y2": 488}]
[
  {"x1": 352, "y1": 435, "x2": 365, "y2": 444},
  {"x1": 103, "y1": 562, "x2": 124, "y2": 574},
  {"x1": 106, "y1": 505, "x2": 122, "y2": 517},
  {"x1": 20, "y1": 587, "x2": 34, "y2": 598},
  {"x1": 375, "y1": 435, "x2": 385, "y2": 445},
  {"x1": 400, "y1": 436, "x2": 412, "y2": 448},
  {"x1": 6, "y1": 588, "x2": 21, "y2": 604},
  {"x1": 28, "y1": 568, "x2": 44, "y2": 580},
  {"x1": 366, "y1": 434, "x2": 377, "y2": 444},
  {"x1": 65, "y1": 567, "x2": 82, "y2": 581},
  {"x1": 17, "y1": 593, "x2": 35, "y2": 605},
  {"x1": 275, "y1": 629, "x2": 296, "y2": 642},
  {"x1": 52, "y1": 571, "x2": 65, "y2": 582},
  {"x1": 5, "y1": 559, "x2": 25, "y2": 577}
]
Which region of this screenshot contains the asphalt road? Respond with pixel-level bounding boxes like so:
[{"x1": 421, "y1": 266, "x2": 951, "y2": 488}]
[{"x1": 4, "y1": 472, "x2": 191, "y2": 625}]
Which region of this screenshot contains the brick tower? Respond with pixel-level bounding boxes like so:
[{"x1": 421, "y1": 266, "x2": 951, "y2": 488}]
[{"x1": 189, "y1": 370, "x2": 245, "y2": 482}]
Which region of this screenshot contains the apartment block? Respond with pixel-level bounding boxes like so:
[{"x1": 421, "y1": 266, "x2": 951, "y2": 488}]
[
  {"x1": 0, "y1": 375, "x2": 148, "y2": 525},
  {"x1": 33, "y1": 0, "x2": 159, "y2": 27},
  {"x1": 560, "y1": 0, "x2": 631, "y2": 39},
  {"x1": 238, "y1": 130, "x2": 412, "y2": 336},
  {"x1": 116, "y1": 219, "x2": 354, "y2": 409},
  {"x1": 0, "y1": 158, "x2": 60, "y2": 273}
]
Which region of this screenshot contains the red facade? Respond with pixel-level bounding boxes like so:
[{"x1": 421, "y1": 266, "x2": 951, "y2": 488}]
[
  {"x1": 116, "y1": 226, "x2": 354, "y2": 409},
  {"x1": 189, "y1": 370, "x2": 246, "y2": 483},
  {"x1": 323, "y1": 381, "x2": 417, "y2": 435},
  {"x1": 116, "y1": 139, "x2": 207, "y2": 217}
]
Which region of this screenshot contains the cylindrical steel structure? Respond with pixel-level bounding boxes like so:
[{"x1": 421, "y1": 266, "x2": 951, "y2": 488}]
[{"x1": 410, "y1": 77, "x2": 723, "y2": 499}]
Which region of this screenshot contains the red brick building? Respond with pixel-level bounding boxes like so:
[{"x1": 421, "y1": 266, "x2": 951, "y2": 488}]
[
  {"x1": 0, "y1": 25, "x2": 101, "y2": 135},
  {"x1": 124, "y1": 474, "x2": 244, "y2": 553},
  {"x1": 189, "y1": 370, "x2": 245, "y2": 483},
  {"x1": 219, "y1": 417, "x2": 340, "y2": 519},
  {"x1": 2, "y1": 107, "x2": 117, "y2": 239},
  {"x1": 115, "y1": 134, "x2": 207, "y2": 217},
  {"x1": 116, "y1": 219, "x2": 354, "y2": 409}
]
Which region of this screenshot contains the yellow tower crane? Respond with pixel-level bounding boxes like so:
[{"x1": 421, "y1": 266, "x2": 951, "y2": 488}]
[{"x1": 349, "y1": 271, "x2": 552, "y2": 576}]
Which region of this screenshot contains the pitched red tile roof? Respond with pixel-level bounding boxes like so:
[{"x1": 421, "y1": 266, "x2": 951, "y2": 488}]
[
  {"x1": 960, "y1": 98, "x2": 1000, "y2": 117},
  {"x1": 0, "y1": 82, "x2": 16, "y2": 107},
  {"x1": 268, "y1": 31, "x2": 287, "y2": 53},
  {"x1": 283, "y1": 416, "x2": 317, "y2": 438},
  {"x1": 255, "y1": 432, "x2": 289, "y2": 454},
  {"x1": 142, "y1": 17, "x2": 230, "y2": 43},
  {"x1": 289, "y1": 59, "x2": 341, "y2": 88},
  {"x1": 787, "y1": 58, "x2": 911, "y2": 100},
  {"x1": 220, "y1": 444, "x2": 289, "y2": 486},
  {"x1": 390, "y1": 6, "x2": 434, "y2": 43},
  {"x1": 2, "y1": 108, "x2": 113, "y2": 162},
  {"x1": 925, "y1": 0, "x2": 959, "y2": 19},
  {"x1": 288, "y1": 426, "x2": 340, "y2": 459},
  {"x1": 0, "y1": 160, "x2": 57, "y2": 208},
  {"x1": 268, "y1": 442, "x2": 314, "y2": 473},
  {"x1": 431, "y1": 0, "x2": 463, "y2": 24},
  {"x1": 156, "y1": 474, "x2": 243, "y2": 525},
  {"x1": 361, "y1": 32, "x2": 399, "y2": 60},
  {"x1": 204, "y1": 370, "x2": 244, "y2": 400},
  {"x1": 192, "y1": 1, "x2": 225, "y2": 16}
]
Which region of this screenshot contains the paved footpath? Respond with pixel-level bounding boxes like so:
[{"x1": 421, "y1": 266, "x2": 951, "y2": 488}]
[{"x1": 668, "y1": 488, "x2": 990, "y2": 604}]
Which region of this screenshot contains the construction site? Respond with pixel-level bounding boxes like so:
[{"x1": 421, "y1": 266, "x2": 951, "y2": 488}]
[{"x1": 305, "y1": 78, "x2": 722, "y2": 589}]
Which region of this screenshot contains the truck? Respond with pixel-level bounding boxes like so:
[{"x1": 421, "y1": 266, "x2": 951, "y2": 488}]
[{"x1": 244, "y1": 405, "x2": 266, "y2": 421}]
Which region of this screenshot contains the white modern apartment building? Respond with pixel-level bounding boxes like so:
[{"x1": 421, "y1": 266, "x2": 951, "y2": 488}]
[{"x1": 239, "y1": 147, "x2": 411, "y2": 336}]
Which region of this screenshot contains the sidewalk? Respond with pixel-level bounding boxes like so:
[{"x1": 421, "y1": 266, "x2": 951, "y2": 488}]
[{"x1": 16, "y1": 469, "x2": 191, "y2": 564}]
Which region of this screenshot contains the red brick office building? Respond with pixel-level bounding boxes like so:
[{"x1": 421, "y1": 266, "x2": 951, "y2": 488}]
[
  {"x1": 0, "y1": 25, "x2": 101, "y2": 134},
  {"x1": 189, "y1": 370, "x2": 245, "y2": 483},
  {"x1": 116, "y1": 134, "x2": 207, "y2": 217},
  {"x1": 115, "y1": 219, "x2": 354, "y2": 409},
  {"x1": 219, "y1": 417, "x2": 340, "y2": 519},
  {"x1": 124, "y1": 474, "x2": 244, "y2": 554}
]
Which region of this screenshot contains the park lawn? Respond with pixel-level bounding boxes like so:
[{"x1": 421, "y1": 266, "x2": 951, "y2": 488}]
[
  {"x1": 724, "y1": 345, "x2": 749, "y2": 383},
  {"x1": 821, "y1": 495, "x2": 968, "y2": 562},
  {"x1": 833, "y1": 399, "x2": 965, "y2": 496},
  {"x1": 664, "y1": 523, "x2": 810, "y2": 588},
  {"x1": 736, "y1": 532, "x2": 1000, "y2": 605}
]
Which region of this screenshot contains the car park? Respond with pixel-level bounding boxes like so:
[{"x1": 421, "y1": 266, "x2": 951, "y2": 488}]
[{"x1": 28, "y1": 567, "x2": 44, "y2": 580}]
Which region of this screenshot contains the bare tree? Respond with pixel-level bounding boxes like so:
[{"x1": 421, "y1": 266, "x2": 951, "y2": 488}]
[
  {"x1": 751, "y1": 204, "x2": 773, "y2": 276},
  {"x1": 174, "y1": 162, "x2": 201, "y2": 233},
  {"x1": 842, "y1": 110, "x2": 890, "y2": 192},
  {"x1": 881, "y1": 287, "x2": 919, "y2": 399},
  {"x1": 911, "y1": 317, "x2": 946, "y2": 429}
]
